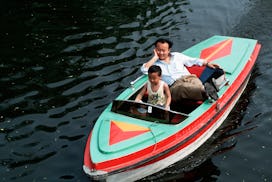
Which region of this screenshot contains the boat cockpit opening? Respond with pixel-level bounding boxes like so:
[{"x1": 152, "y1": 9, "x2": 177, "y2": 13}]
[
  {"x1": 111, "y1": 100, "x2": 188, "y2": 124},
  {"x1": 127, "y1": 66, "x2": 227, "y2": 114},
  {"x1": 128, "y1": 85, "x2": 202, "y2": 114}
]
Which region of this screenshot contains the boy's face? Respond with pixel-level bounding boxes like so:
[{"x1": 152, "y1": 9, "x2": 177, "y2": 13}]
[
  {"x1": 155, "y1": 42, "x2": 170, "y2": 60},
  {"x1": 148, "y1": 72, "x2": 161, "y2": 85}
]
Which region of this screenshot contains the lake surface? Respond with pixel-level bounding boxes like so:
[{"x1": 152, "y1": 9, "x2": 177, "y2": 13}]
[{"x1": 1, "y1": 0, "x2": 272, "y2": 181}]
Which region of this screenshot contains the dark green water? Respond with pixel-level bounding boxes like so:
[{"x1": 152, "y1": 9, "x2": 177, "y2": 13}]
[{"x1": 1, "y1": 0, "x2": 272, "y2": 181}]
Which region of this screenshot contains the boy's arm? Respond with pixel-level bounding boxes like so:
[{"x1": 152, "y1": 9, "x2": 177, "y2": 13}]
[{"x1": 135, "y1": 84, "x2": 147, "y2": 102}]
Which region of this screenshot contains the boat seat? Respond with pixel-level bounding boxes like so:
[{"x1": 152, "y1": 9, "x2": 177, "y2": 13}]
[{"x1": 186, "y1": 65, "x2": 206, "y2": 78}]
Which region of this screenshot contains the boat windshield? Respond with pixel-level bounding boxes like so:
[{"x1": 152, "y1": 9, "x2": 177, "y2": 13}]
[{"x1": 111, "y1": 100, "x2": 188, "y2": 124}]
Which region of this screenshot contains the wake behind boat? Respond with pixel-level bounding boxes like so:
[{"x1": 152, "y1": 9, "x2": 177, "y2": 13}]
[{"x1": 83, "y1": 35, "x2": 261, "y2": 181}]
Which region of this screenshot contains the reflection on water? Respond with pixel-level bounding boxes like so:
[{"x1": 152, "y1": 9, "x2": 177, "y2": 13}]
[{"x1": 0, "y1": 0, "x2": 270, "y2": 181}]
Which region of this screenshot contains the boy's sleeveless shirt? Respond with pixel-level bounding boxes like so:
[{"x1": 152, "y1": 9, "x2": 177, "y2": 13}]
[{"x1": 147, "y1": 80, "x2": 166, "y2": 106}]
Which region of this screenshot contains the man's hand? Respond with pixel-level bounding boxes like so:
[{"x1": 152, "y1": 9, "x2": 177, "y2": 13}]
[
  {"x1": 204, "y1": 60, "x2": 220, "y2": 69},
  {"x1": 153, "y1": 49, "x2": 159, "y2": 59},
  {"x1": 207, "y1": 62, "x2": 220, "y2": 69}
]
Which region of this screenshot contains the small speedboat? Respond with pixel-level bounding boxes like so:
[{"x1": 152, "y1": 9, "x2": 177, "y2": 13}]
[{"x1": 83, "y1": 35, "x2": 261, "y2": 181}]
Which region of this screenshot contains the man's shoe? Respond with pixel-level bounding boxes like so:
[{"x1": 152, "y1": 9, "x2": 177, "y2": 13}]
[{"x1": 204, "y1": 82, "x2": 218, "y2": 101}]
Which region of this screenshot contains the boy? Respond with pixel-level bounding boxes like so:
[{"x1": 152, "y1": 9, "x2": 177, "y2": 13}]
[{"x1": 135, "y1": 65, "x2": 171, "y2": 110}]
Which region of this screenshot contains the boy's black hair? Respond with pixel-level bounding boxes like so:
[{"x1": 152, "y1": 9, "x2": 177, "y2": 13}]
[
  {"x1": 148, "y1": 65, "x2": 162, "y2": 76},
  {"x1": 154, "y1": 38, "x2": 173, "y2": 48}
]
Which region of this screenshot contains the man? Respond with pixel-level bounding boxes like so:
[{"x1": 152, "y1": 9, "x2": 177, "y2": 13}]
[{"x1": 141, "y1": 38, "x2": 219, "y2": 102}]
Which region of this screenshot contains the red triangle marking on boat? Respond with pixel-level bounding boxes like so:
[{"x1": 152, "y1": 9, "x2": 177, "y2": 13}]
[
  {"x1": 200, "y1": 38, "x2": 233, "y2": 61},
  {"x1": 109, "y1": 121, "x2": 150, "y2": 145}
]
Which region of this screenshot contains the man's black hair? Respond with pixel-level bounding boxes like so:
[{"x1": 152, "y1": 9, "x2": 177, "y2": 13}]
[
  {"x1": 148, "y1": 65, "x2": 162, "y2": 76},
  {"x1": 154, "y1": 38, "x2": 173, "y2": 48}
]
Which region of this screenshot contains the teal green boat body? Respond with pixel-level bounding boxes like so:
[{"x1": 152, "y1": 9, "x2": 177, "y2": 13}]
[{"x1": 83, "y1": 35, "x2": 261, "y2": 181}]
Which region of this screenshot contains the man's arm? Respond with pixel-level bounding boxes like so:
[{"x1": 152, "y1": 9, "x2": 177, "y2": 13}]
[{"x1": 180, "y1": 52, "x2": 220, "y2": 69}]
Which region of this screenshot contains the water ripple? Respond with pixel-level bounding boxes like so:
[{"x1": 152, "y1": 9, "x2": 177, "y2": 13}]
[
  {"x1": 62, "y1": 37, "x2": 117, "y2": 53},
  {"x1": 3, "y1": 0, "x2": 266, "y2": 181}
]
